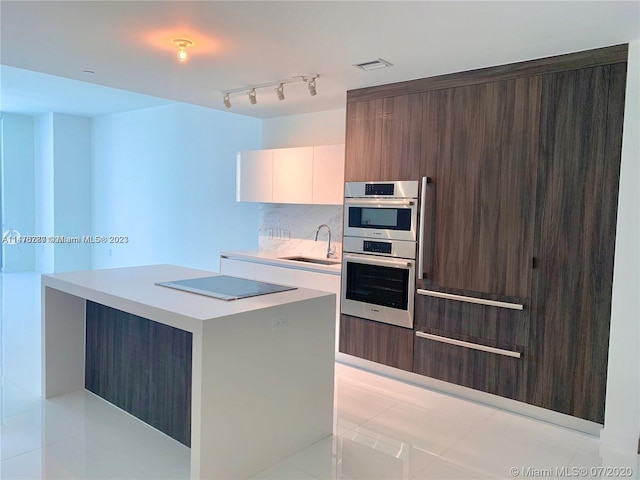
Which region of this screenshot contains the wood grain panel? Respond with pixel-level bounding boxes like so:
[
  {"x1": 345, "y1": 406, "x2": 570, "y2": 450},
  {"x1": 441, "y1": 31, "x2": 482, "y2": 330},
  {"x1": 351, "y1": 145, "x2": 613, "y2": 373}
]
[
  {"x1": 348, "y1": 44, "x2": 628, "y2": 102},
  {"x1": 379, "y1": 94, "x2": 423, "y2": 181},
  {"x1": 344, "y1": 99, "x2": 383, "y2": 181},
  {"x1": 420, "y1": 76, "x2": 540, "y2": 298},
  {"x1": 527, "y1": 64, "x2": 625, "y2": 424},
  {"x1": 339, "y1": 314, "x2": 413, "y2": 371},
  {"x1": 414, "y1": 290, "x2": 530, "y2": 347},
  {"x1": 413, "y1": 331, "x2": 526, "y2": 401},
  {"x1": 85, "y1": 302, "x2": 192, "y2": 446}
]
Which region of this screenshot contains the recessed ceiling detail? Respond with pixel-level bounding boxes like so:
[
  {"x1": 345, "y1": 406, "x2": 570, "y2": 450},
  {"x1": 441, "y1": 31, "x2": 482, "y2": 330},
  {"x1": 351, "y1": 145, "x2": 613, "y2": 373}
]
[{"x1": 353, "y1": 59, "x2": 393, "y2": 71}]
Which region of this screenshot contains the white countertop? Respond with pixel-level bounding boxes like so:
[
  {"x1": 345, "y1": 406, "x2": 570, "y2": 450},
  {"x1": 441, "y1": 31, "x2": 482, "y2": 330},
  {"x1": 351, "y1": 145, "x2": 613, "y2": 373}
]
[
  {"x1": 221, "y1": 250, "x2": 342, "y2": 275},
  {"x1": 42, "y1": 264, "x2": 334, "y2": 332}
]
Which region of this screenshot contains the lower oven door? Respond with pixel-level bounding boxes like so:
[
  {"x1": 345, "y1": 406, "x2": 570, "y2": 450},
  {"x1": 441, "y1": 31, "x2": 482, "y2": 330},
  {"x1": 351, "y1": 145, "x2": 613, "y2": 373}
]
[{"x1": 341, "y1": 252, "x2": 415, "y2": 328}]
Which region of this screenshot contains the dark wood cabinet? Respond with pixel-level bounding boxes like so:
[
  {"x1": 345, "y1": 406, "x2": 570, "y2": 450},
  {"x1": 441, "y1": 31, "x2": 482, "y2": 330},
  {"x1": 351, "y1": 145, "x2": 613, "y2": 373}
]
[
  {"x1": 344, "y1": 94, "x2": 422, "y2": 182},
  {"x1": 85, "y1": 301, "x2": 192, "y2": 446},
  {"x1": 413, "y1": 330, "x2": 526, "y2": 401},
  {"x1": 414, "y1": 290, "x2": 530, "y2": 348},
  {"x1": 420, "y1": 76, "x2": 541, "y2": 299},
  {"x1": 526, "y1": 63, "x2": 626, "y2": 424},
  {"x1": 339, "y1": 314, "x2": 413, "y2": 371},
  {"x1": 342, "y1": 45, "x2": 628, "y2": 423},
  {"x1": 345, "y1": 99, "x2": 383, "y2": 181}
]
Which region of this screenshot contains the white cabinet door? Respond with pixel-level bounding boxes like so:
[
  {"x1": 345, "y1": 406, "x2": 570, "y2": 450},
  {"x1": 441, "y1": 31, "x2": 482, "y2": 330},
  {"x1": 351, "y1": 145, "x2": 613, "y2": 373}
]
[
  {"x1": 236, "y1": 150, "x2": 273, "y2": 202},
  {"x1": 254, "y1": 263, "x2": 296, "y2": 286},
  {"x1": 312, "y1": 144, "x2": 345, "y2": 205},
  {"x1": 272, "y1": 147, "x2": 313, "y2": 204},
  {"x1": 219, "y1": 258, "x2": 256, "y2": 279}
]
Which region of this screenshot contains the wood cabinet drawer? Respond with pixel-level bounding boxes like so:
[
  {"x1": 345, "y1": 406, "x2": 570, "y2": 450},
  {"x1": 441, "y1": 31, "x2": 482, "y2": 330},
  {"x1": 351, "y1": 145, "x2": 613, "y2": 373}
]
[
  {"x1": 415, "y1": 289, "x2": 530, "y2": 347},
  {"x1": 413, "y1": 329, "x2": 526, "y2": 401},
  {"x1": 339, "y1": 314, "x2": 413, "y2": 371}
]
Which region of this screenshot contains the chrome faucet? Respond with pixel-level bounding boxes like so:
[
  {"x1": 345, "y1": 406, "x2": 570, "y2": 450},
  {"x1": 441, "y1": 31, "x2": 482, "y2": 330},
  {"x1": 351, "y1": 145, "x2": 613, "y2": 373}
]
[{"x1": 314, "y1": 224, "x2": 336, "y2": 258}]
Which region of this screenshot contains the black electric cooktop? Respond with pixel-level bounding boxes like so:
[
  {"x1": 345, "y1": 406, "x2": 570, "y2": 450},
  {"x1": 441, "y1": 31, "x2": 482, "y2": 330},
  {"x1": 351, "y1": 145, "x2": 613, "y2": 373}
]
[{"x1": 155, "y1": 275, "x2": 296, "y2": 301}]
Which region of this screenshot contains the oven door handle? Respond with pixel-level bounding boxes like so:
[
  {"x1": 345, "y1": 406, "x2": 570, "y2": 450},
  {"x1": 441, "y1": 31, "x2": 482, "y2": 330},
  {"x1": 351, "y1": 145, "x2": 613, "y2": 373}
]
[
  {"x1": 344, "y1": 198, "x2": 416, "y2": 207},
  {"x1": 343, "y1": 253, "x2": 413, "y2": 269},
  {"x1": 417, "y1": 176, "x2": 428, "y2": 280}
]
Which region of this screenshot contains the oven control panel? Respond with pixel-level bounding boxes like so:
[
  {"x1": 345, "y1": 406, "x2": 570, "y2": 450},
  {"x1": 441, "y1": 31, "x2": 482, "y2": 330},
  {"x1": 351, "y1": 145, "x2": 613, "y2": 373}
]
[{"x1": 363, "y1": 240, "x2": 393, "y2": 255}]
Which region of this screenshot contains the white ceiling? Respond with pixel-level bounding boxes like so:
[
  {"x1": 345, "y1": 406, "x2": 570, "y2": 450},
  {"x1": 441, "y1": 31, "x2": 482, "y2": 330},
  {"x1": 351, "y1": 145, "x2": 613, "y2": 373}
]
[{"x1": 1, "y1": 1, "x2": 638, "y2": 119}]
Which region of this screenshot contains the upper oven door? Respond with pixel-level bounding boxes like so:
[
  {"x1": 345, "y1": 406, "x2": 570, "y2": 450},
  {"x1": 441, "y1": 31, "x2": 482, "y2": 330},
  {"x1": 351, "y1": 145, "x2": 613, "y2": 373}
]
[
  {"x1": 343, "y1": 198, "x2": 417, "y2": 241},
  {"x1": 341, "y1": 253, "x2": 415, "y2": 329}
]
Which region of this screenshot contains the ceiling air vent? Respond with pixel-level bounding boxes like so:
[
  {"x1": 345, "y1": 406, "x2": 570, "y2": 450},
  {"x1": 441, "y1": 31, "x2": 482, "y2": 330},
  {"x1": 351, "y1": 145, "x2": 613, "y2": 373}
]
[{"x1": 353, "y1": 58, "x2": 393, "y2": 71}]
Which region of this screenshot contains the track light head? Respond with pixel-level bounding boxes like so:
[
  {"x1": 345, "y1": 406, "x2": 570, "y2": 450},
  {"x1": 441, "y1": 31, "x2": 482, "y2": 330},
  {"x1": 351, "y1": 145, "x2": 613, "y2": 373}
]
[
  {"x1": 276, "y1": 83, "x2": 285, "y2": 101},
  {"x1": 307, "y1": 76, "x2": 317, "y2": 96},
  {"x1": 248, "y1": 88, "x2": 257, "y2": 105},
  {"x1": 223, "y1": 93, "x2": 231, "y2": 109}
]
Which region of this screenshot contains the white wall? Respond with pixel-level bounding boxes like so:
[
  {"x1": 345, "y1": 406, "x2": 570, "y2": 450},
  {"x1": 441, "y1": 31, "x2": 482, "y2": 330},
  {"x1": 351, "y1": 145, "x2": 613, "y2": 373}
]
[
  {"x1": 259, "y1": 108, "x2": 346, "y2": 257},
  {"x1": 34, "y1": 113, "x2": 54, "y2": 272},
  {"x1": 91, "y1": 103, "x2": 261, "y2": 271},
  {"x1": 0, "y1": 113, "x2": 35, "y2": 271},
  {"x1": 602, "y1": 40, "x2": 640, "y2": 457},
  {"x1": 262, "y1": 108, "x2": 346, "y2": 149},
  {"x1": 51, "y1": 114, "x2": 92, "y2": 272}
]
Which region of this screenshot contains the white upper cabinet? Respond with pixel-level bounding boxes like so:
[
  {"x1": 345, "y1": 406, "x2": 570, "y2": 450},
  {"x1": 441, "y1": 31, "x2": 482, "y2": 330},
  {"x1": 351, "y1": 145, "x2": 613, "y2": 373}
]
[
  {"x1": 272, "y1": 147, "x2": 313, "y2": 203},
  {"x1": 236, "y1": 149, "x2": 273, "y2": 202},
  {"x1": 236, "y1": 144, "x2": 345, "y2": 204},
  {"x1": 312, "y1": 144, "x2": 345, "y2": 205}
]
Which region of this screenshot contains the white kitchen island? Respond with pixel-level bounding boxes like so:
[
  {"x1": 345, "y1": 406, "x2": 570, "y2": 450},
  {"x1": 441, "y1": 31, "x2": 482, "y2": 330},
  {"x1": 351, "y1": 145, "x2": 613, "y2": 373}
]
[{"x1": 42, "y1": 264, "x2": 336, "y2": 479}]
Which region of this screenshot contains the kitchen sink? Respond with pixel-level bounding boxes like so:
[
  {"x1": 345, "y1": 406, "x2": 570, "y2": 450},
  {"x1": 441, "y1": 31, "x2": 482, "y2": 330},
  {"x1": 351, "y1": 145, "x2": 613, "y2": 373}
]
[{"x1": 280, "y1": 256, "x2": 341, "y2": 266}]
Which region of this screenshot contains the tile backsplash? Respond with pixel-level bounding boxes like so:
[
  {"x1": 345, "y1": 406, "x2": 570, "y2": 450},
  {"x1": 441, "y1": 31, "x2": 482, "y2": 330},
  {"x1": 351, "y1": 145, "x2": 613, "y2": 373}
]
[{"x1": 258, "y1": 204, "x2": 343, "y2": 258}]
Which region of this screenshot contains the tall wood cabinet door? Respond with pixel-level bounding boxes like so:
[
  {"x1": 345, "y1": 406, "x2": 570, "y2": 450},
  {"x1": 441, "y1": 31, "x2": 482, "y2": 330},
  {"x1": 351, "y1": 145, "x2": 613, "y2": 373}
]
[
  {"x1": 420, "y1": 77, "x2": 541, "y2": 299},
  {"x1": 379, "y1": 94, "x2": 423, "y2": 181},
  {"x1": 344, "y1": 99, "x2": 383, "y2": 181},
  {"x1": 527, "y1": 64, "x2": 626, "y2": 424}
]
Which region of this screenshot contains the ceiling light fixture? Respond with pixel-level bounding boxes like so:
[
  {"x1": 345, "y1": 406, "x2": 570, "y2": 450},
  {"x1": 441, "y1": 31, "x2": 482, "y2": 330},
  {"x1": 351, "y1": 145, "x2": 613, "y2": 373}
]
[
  {"x1": 173, "y1": 39, "x2": 193, "y2": 63},
  {"x1": 248, "y1": 88, "x2": 257, "y2": 105},
  {"x1": 353, "y1": 58, "x2": 393, "y2": 71},
  {"x1": 221, "y1": 74, "x2": 319, "y2": 109}
]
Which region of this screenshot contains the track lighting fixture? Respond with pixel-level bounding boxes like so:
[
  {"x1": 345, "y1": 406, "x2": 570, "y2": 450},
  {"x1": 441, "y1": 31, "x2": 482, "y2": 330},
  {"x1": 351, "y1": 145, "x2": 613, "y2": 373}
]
[
  {"x1": 221, "y1": 74, "x2": 319, "y2": 109},
  {"x1": 172, "y1": 39, "x2": 193, "y2": 63},
  {"x1": 307, "y1": 76, "x2": 317, "y2": 96}
]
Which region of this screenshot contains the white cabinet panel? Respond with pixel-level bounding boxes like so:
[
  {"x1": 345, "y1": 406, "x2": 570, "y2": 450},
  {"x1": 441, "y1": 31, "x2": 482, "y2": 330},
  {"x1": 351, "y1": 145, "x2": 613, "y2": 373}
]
[
  {"x1": 254, "y1": 263, "x2": 296, "y2": 286},
  {"x1": 312, "y1": 145, "x2": 345, "y2": 205},
  {"x1": 236, "y1": 150, "x2": 273, "y2": 202},
  {"x1": 272, "y1": 147, "x2": 313, "y2": 204},
  {"x1": 236, "y1": 145, "x2": 344, "y2": 205},
  {"x1": 220, "y1": 258, "x2": 256, "y2": 279}
]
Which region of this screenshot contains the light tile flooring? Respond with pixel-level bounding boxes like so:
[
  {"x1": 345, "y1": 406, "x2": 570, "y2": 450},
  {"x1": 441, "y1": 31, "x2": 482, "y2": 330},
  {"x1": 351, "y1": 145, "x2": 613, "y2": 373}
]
[{"x1": 1, "y1": 272, "x2": 638, "y2": 479}]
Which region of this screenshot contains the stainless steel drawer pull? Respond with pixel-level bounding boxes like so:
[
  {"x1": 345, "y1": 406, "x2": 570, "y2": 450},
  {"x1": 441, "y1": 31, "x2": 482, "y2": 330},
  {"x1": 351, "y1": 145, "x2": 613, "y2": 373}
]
[
  {"x1": 415, "y1": 331, "x2": 521, "y2": 358},
  {"x1": 416, "y1": 289, "x2": 524, "y2": 310}
]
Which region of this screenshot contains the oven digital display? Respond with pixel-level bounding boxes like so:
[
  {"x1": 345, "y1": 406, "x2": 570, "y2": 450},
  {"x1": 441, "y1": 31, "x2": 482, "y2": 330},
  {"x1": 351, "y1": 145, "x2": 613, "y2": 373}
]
[{"x1": 363, "y1": 241, "x2": 393, "y2": 255}]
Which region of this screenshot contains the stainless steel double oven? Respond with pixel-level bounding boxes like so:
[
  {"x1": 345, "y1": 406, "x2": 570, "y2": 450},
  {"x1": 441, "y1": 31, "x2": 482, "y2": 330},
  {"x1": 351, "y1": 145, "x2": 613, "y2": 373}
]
[{"x1": 341, "y1": 180, "x2": 422, "y2": 329}]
